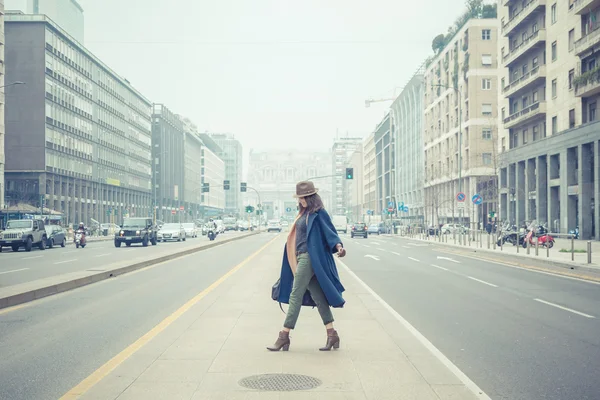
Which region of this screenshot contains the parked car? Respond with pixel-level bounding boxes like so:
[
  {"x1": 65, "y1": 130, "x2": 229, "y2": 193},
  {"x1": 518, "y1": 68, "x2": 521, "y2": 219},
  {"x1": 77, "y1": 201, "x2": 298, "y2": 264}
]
[
  {"x1": 367, "y1": 223, "x2": 382, "y2": 235},
  {"x1": 351, "y1": 223, "x2": 368, "y2": 238},
  {"x1": 181, "y1": 223, "x2": 199, "y2": 238},
  {"x1": 267, "y1": 220, "x2": 282, "y2": 233},
  {"x1": 157, "y1": 223, "x2": 187, "y2": 242},
  {"x1": 45, "y1": 225, "x2": 67, "y2": 248}
]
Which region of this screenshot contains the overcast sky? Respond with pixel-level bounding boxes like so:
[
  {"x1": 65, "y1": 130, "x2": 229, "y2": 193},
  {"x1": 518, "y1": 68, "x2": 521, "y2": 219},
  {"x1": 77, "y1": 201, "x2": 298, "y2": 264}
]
[{"x1": 80, "y1": 0, "x2": 466, "y2": 154}]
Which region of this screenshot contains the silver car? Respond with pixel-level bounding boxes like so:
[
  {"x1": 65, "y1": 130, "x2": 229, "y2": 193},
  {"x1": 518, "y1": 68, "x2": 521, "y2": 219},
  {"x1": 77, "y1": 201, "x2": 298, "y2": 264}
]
[{"x1": 157, "y1": 223, "x2": 187, "y2": 242}]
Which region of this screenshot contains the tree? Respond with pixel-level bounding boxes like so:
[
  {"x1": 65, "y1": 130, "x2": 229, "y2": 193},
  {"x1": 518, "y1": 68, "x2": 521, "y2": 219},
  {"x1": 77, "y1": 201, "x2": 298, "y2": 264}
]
[
  {"x1": 466, "y1": 0, "x2": 483, "y2": 17},
  {"x1": 431, "y1": 34, "x2": 446, "y2": 54},
  {"x1": 482, "y1": 3, "x2": 498, "y2": 18}
]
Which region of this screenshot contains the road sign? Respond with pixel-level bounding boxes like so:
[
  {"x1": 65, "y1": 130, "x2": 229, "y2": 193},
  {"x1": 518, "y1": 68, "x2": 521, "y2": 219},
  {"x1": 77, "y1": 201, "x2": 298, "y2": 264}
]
[
  {"x1": 388, "y1": 201, "x2": 394, "y2": 208},
  {"x1": 457, "y1": 202, "x2": 465, "y2": 209},
  {"x1": 387, "y1": 207, "x2": 394, "y2": 213},
  {"x1": 171, "y1": 210, "x2": 176, "y2": 215},
  {"x1": 286, "y1": 207, "x2": 291, "y2": 212},
  {"x1": 456, "y1": 192, "x2": 466, "y2": 202},
  {"x1": 179, "y1": 206, "x2": 184, "y2": 211},
  {"x1": 400, "y1": 205, "x2": 409, "y2": 213},
  {"x1": 472, "y1": 194, "x2": 483, "y2": 205}
]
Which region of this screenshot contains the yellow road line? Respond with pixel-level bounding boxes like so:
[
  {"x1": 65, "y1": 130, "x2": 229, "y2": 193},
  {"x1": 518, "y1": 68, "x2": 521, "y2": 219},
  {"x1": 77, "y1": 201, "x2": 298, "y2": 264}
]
[{"x1": 59, "y1": 235, "x2": 279, "y2": 400}]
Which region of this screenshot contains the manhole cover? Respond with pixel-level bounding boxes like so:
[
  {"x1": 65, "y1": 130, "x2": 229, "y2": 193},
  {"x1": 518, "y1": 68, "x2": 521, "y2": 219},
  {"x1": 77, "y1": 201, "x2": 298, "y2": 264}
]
[{"x1": 238, "y1": 373, "x2": 322, "y2": 391}]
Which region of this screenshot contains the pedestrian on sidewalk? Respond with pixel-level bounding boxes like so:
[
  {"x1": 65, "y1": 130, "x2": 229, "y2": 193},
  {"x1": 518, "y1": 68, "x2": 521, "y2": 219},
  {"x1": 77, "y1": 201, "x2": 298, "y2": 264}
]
[{"x1": 268, "y1": 181, "x2": 346, "y2": 352}]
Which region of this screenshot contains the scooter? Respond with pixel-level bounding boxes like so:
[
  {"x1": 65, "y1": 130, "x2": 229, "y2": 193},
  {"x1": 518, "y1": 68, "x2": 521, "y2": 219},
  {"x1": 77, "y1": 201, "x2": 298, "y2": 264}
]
[
  {"x1": 75, "y1": 229, "x2": 86, "y2": 249},
  {"x1": 207, "y1": 229, "x2": 216, "y2": 241},
  {"x1": 522, "y1": 224, "x2": 554, "y2": 249}
]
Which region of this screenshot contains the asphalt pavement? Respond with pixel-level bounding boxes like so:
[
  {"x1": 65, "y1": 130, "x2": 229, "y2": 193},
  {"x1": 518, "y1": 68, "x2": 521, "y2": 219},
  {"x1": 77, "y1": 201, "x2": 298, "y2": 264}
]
[
  {"x1": 340, "y1": 233, "x2": 600, "y2": 400},
  {"x1": 0, "y1": 232, "x2": 277, "y2": 400},
  {"x1": 0, "y1": 232, "x2": 244, "y2": 288}
]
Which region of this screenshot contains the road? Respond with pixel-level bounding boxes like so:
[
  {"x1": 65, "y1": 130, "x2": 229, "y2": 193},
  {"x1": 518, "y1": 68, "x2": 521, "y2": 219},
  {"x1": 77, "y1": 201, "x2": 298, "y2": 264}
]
[
  {"x1": 0, "y1": 232, "x2": 245, "y2": 288},
  {"x1": 0, "y1": 232, "x2": 277, "y2": 400},
  {"x1": 341, "y1": 233, "x2": 600, "y2": 400}
]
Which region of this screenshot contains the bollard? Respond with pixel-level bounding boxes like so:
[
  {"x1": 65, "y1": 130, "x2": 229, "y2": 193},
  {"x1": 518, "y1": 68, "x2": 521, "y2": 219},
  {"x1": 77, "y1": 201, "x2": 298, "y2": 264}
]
[
  {"x1": 588, "y1": 241, "x2": 592, "y2": 264},
  {"x1": 517, "y1": 239, "x2": 519, "y2": 253},
  {"x1": 480, "y1": 231, "x2": 483, "y2": 248},
  {"x1": 535, "y1": 239, "x2": 539, "y2": 256},
  {"x1": 500, "y1": 238, "x2": 503, "y2": 251},
  {"x1": 527, "y1": 240, "x2": 530, "y2": 255},
  {"x1": 571, "y1": 235, "x2": 575, "y2": 262},
  {"x1": 487, "y1": 233, "x2": 490, "y2": 249},
  {"x1": 468, "y1": 231, "x2": 471, "y2": 246},
  {"x1": 454, "y1": 232, "x2": 456, "y2": 244},
  {"x1": 546, "y1": 241, "x2": 549, "y2": 257}
]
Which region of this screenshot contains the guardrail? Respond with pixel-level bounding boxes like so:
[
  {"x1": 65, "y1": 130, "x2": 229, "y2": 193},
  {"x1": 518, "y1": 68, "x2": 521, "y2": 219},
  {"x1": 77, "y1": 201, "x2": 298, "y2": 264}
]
[{"x1": 394, "y1": 228, "x2": 593, "y2": 264}]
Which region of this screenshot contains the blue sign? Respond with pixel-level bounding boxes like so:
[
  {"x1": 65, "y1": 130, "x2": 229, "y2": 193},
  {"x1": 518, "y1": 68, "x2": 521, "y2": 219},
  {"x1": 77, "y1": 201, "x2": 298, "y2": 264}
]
[
  {"x1": 366, "y1": 210, "x2": 372, "y2": 215},
  {"x1": 472, "y1": 194, "x2": 483, "y2": 205},
  {"x1": 397, "y1": 202, "x2": 404, "y2": 210},
  {"x1": 456, "y1": 192, "x2": 466, "y2": 202},
  {"x1": 400, "y1": 205, "x2": 409, "y2": 213},
  {"x1": 388, "y1": 201, "x2": 394, "y2": 208},
  {"x1": 286, "y1": 207, "x2": 291, "y2": 212}
]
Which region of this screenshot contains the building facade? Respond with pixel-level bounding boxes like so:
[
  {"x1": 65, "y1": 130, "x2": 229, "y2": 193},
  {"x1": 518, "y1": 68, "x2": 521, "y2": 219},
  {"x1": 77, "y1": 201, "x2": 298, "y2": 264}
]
[
  {"x1": 152, "y1": 104, "x2": 184, "y2": 222},
  {"x1": 6, "y1": 0, "x2": 84, "y2": 43},
  {"x1": 392, "y1": 69, "x2": 425, "y2": 223},
  {"x1": 332, "y1": 137, "x2": 362, "y2": 215},
  {"x1": 374, "y1": 113, "x2": 394, "y2": 216},
  {"x1": 247, "y1": 150, "x2": 332, "y2": 221},
  {"x1": 347, "y1": 148, "x2": 363, "y2": 221},
  {"x1": 423, "y1": 17, "x2": 500, "y2": 228},
  {"x1": 208, "y1": 133, "x2": 242, "y2": 215},
  {"x1": 4, "y1": 14, "x2": 152, "y2": 226},
  {"x1": 363, "y1": 132, "x2": 377, "y2": 216},
  {"x1": 496, "y1": 0, "x2": 599, "y2": 239},
  {"x1": 0, "y1": 0, "x2": 5, "y2": 215},
  {"x1": 198, "y1": 133, "x2": 225, "y2": 217}
]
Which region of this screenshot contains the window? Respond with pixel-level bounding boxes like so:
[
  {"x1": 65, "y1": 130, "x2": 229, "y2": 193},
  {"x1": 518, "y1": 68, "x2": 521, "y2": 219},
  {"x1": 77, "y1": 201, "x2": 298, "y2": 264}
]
[
  {"x1": 569, "y1": 69, "x2": 575, "y2": 89},
  {"x1": 522, "y1": 63, "x2": 528, "y2": 75},
  {"x1": 590, "y1": 102, "x2": 597, "y2": 122},
  {"x1": 532, "y1": 56, "x2": 539, "y2": 68},
  {"x1": 552, "y1": 116, "x2": 558, "y2": 134},
  {"x1": 482, "y1": 29, "x2": 491, "y2": 40},
  {"x1": 552, "y1": 79, "x2": 557, "y2": 98},
  {"x1": 482, "y1": 153, "x2": 492, "y2": 165},
  {"x1": 482, "y1": 128, "x2": 492, "y2": 140},
  {"x1": 522, "y1": 129, "x2": 528, "y2": 144},
  {"x1": 532, "y1": 22, "x2": 538, "y2": 33},
  {"x1": 501, "y1": 77, "x2": 505, "y2": 90},
  {"x1": 482, "y1": 79, "x2": 492, "y2": 90},
  {"x1": 522, "y1": 96, "x2": 529, "y2": 108},
  {"x1": 551, "y1": 41, "x2": 557, "y2": 61},
  {"x1": 551, "y1": 3, "x2": 557, "y2": 24},
  {"x1": 533, "y1": 125, "x2": 539, "y2": 141},
  {"x1": 481, "y1": 54, "x2": 492, "y2": 66},
  {"x1": 502, "y1": 107, "x2": 506, "y2": 119},
  {"x1": 569, "y1": 109, "x2": 575, "y2": 128},
  {"x1": 533, "y1": 90, "x2": 539, "y2": 102},
  {"x1": 482, "y1": 103, "x2": 492, "y2": 115},
  {"x1": 569, "y1": 29, "x2": 575, "y2": 51}
]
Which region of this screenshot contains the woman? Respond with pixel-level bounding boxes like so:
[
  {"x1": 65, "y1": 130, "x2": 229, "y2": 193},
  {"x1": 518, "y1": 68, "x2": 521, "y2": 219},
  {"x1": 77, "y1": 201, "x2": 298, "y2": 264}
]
[{"x1": 268, "y1": 181, "x2": 346, "y2": 352}]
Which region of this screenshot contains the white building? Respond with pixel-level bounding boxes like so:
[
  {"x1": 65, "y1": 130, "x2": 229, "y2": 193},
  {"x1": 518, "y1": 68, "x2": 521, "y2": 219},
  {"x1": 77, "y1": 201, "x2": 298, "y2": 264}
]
[
  {"x1": 0, "y1": 0, "x2": 5, "y2": 217},
  {"x1": 6, "y1": 0, "x2": 84, "y2": 43},
  {"x1": 332, "y1": 137, "x2": 362, "y2": 215},
  {"x1": 180, "y1": 117, "x2": 203, "y2": 217},
  {"x1": 247, "y1": 150, "x2": 332, "y2": 220},
  {"x1": 202, "y1": 146, "x2": 225, "y2": 213}
]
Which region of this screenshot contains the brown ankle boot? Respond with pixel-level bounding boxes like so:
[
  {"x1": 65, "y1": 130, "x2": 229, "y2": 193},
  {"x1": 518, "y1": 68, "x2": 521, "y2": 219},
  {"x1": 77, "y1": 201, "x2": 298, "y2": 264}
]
[
  {"x1": 267, "y1": 330, "x2": 290, "y2": 351},
  {"x1": 319, "y1": 328, "x2": 340, "y2": 351}
]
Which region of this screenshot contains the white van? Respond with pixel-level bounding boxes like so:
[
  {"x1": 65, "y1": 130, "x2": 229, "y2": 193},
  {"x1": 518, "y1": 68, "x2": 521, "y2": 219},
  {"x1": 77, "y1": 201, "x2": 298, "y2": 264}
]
[{"x1": 331, "y1": 215, "x2": 348, "y2": 234}]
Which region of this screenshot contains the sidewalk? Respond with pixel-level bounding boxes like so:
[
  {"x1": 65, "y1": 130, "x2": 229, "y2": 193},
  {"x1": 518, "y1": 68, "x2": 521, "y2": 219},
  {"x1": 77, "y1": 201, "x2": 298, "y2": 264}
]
[{"x1": 74, "y1": 238, "x2": 486, "y2": 400}]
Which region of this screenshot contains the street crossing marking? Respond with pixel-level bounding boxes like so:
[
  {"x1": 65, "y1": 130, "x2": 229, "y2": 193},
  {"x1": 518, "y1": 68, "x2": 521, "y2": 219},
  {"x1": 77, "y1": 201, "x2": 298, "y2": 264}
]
[
  {"x1": 467, "y1": 276, "x2": 498, "y2": 288},
  {"x1": 0, "y1": 268, "x2": 29, "y2": 275},
  {"x1": 534, "y1": 298, "x2": 595, "y2": 319},
  {"x1": 408, "y1": 257, "x2": 420, "y2": 262},
  {"x1": 431, "y1": 264, "x2": 448, "y2": 271}
]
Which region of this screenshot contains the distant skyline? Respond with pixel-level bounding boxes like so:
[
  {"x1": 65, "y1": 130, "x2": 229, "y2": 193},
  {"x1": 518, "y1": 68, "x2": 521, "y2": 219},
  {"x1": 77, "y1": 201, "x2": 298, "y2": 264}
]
[{"x1": 78, "y1": 0, "x2": 468, "y2": 154}]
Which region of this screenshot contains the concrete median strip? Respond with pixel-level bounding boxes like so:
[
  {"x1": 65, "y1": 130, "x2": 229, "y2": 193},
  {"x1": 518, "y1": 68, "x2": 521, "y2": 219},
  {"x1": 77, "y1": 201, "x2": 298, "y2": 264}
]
[{"x1": 0, "y1": 232, "x2": 260, "y2": 310}]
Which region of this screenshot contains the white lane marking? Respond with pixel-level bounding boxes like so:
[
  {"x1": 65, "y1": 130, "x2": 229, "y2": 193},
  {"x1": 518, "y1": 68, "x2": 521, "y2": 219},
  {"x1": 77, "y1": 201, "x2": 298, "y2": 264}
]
[
  {"x1": 391, "y1": 251, "x2": 401, "y2": 256},
  {"x1": 402, "y1": 246, "x2": 410, "y2": 249},
  {"x1": 336, "y1": 259, "x2": 492, "y2": 400},
  {"x1": 534, "y1": 298, "x2": 595, "y2": 319},
  {"x1": 54, "y1": 259, "x2": 77, "y2": 265},
  {"x1": 0, "y1": 268, "x2": 29, "y2": 275},
  {"x1": 363, "y1": 245, "x2": 371, "y2": 248},
  {"x1": 431, "y1": 264, "x2": 448, "y2": 271},
  {"x1": 94, "y1": 253, "x2": 111, "y2": 257},
  {"x1": 364, "y1": 255, "x2": 380, "y2": 261},
  {"x1": 467, "y1": 276, "x2": 498, "y2": 288},
  {"x1": 377, "y1": 248, "x2": 386, "y2": 252},
  {"x1": 408, "y1": 257, "x2": 420, "y2": 262},
  {"x1": 371, "y1": 241, "x2": 381, "y2": 245},
  {"x1": 22, "y1": 256, "x2": 42, "y2": 260},
  {"x1": 437, "y1": 256, "x2": 460, "y2": 263}
]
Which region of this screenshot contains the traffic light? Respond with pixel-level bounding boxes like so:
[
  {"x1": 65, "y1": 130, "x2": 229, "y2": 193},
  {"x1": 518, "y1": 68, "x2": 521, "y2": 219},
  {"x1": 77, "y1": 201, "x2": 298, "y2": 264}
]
[
  {"x1": 202, "y1": 182, "x2": 210, "y2": 193},
  {"x1": 346, "y1": 168, "x2": 354, "y2": 179},
  {"x1": 241, "y1": 182, "x2": 247, "y2": 192},
  {"x1": 223, "y1": 180, "x2": 230, "y2": 190},
  {"x1": 245, "y1": 205, "x2": 254, "y2": 214}
]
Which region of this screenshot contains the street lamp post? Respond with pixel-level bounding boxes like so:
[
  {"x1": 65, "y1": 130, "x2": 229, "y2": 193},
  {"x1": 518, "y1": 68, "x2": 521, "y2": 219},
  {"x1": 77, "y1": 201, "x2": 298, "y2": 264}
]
[
  {"x1": 0, "y1": 81, "x2": 25, "y2": 89},
  {"x1": 431, "y1": 83, "x2": 462, "y2": 228}
]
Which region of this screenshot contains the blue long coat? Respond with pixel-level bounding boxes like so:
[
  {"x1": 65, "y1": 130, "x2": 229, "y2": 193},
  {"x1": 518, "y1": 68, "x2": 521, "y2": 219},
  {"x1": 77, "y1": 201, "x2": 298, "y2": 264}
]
[{"x1": 276, "y1": 209, "x2": 345, "y2": 308}]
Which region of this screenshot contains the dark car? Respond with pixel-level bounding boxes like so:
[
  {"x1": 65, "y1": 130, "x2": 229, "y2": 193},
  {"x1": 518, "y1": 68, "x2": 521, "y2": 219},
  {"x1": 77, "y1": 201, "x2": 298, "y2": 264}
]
[
  {"x1": 45, "y1": 225, "x2": 67, "y2": 248},
  {"x1": 114, "y1": 217, "x2": 158, "y2": 247},
  {"x1": 351, "y1": 223, "x2": 368, "y2": 238}
]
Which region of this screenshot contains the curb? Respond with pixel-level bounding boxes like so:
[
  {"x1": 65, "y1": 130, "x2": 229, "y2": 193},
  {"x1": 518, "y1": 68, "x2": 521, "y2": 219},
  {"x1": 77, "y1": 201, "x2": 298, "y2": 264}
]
[
  {"x1": 397, "y1": 235, "x2": 600, "y2": 276},
  {"x1": 0, "y1": 231, "x2": 261, "y2": 310}
]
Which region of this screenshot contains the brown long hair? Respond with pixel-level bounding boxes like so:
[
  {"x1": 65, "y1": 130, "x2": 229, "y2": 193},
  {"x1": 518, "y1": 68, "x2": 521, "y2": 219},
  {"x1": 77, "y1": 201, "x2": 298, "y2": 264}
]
[{"x1": 298, "y1": 193, "x2": 324, "y2": 216}]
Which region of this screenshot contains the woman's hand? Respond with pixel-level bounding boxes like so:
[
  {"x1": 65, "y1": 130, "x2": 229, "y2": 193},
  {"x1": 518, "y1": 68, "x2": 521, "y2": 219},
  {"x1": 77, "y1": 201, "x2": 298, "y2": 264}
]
[{"x1": 336, "y1": 243, "x2": 346, "y2": 258}]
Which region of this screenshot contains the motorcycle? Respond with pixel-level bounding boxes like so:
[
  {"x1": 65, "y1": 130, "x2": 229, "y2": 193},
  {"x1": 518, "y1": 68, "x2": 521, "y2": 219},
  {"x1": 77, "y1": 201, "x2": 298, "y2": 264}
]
[
  {"x1": 522, "y1": 222, "x2": 554, "y2": 249},
  {"x1": 207, "y1": 228, "x2": 216, "y2": 241},
  {"x1": 75, "y1": 229, "x2": 86, "y2": 249}
]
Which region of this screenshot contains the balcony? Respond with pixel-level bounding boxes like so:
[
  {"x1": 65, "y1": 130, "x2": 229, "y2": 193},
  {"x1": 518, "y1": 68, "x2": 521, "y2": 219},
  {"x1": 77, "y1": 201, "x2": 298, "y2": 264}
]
[
  {"x1": 571, "y1": 0, "x2": 600, "y2": 14},
  {"x1": 574, "y1": 24, "x2": 600, "y2": 56},
  {"x1": 503, "y1": 101, "x2": 547, "y2": 129},
  {"x1": 574, "y1": 67, "x2": 600, "y2": 96},
  {"x1": 502, "y1": 29, "x2": 546, "y2": 67},
  {"x1": 502, "y1": 0, "x2": 546, "y2": 37},
  {"x1": 503, "y1": 65, "x2": 546, "y2": 98}
]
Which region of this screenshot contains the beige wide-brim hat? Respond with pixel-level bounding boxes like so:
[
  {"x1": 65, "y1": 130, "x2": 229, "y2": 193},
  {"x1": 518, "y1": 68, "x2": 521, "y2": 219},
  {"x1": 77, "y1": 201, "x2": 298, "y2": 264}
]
[{"x1": 293, "y1": 181, "x2": 319, "y2": 198}]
